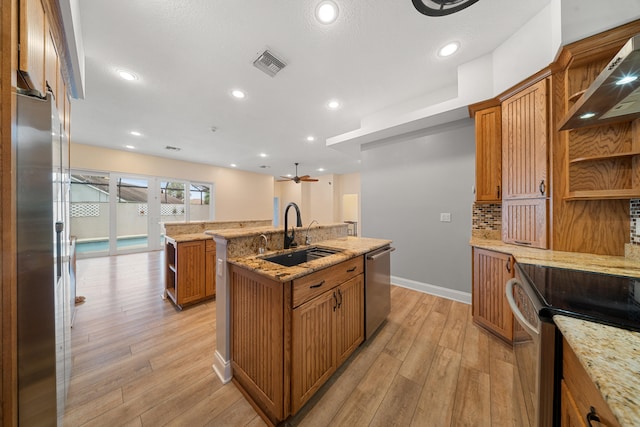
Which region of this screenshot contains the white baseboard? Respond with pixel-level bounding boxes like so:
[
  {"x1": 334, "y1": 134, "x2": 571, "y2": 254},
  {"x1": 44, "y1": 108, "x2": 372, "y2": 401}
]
[
  {"x1": 212, "y1": 350, "x2": 232, "y2": 384},
  {"x1": 391, "y1": 275, "x2": 471, "y2": 305}
]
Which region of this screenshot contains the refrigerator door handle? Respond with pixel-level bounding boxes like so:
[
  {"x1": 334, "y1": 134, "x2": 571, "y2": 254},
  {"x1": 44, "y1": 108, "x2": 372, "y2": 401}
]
[{"x1": 55, "y1": 221, "x2": 64, "y2": 279}]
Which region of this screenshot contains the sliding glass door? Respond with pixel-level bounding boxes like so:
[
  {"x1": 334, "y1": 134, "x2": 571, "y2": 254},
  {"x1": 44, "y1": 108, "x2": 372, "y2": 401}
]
[{"x1": 71, "y1": 170, "x2": 214, "y2": 258}]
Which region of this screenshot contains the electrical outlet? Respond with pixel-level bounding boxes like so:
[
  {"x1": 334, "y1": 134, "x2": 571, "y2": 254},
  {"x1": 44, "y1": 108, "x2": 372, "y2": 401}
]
[
  {"x1": 217, "y1": 258, "x2": 224, "y2": 277},
  {"x1": 440, "y1": 212, "x2": 451, "y2": 222}
]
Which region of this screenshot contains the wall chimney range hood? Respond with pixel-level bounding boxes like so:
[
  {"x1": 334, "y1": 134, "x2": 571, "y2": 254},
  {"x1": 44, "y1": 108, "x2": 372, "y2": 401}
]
[{"x1": 559, "y1": 34, "x2": 640, "y2": 131}]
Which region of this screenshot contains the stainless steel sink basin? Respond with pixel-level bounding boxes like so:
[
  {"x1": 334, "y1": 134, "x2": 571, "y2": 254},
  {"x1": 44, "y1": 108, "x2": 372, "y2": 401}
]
[{"x1": 262, "y1": 247, "x2": 341, "y2": 267}]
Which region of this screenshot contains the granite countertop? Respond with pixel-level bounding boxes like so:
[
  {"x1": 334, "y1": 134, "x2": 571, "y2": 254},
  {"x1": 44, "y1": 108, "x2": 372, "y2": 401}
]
[
  {"x1": 227, "y1": 236, "x2": 392, "y2": 282},
  {"x1": 554, "y1": 315, "x2": 640, "y2": 426},
  {"x1": 165, "y1": 233, "x2": 212, "y2": 243},
  {"x1": 470, "y1": 237, "x2": 640, "y2": 278}
]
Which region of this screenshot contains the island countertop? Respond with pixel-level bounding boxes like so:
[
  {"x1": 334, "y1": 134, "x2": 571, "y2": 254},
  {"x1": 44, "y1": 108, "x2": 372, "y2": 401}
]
[
  {"x1": 227, "y1": 236, "x2": 392, "y2": 282},
  {"x1": 555, "y1": 315, "x2": 640, "y2": 426}
]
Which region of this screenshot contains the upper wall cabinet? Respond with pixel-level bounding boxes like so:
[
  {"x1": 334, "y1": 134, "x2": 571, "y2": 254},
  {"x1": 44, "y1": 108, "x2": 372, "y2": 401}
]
[
  {"x1": 474, "y1": 106, "x2": 502, "y2": 203},
  {"x1": 501, "y1": 78, "x2": 550, "y2": 249},
  {"x1": 502, "y1": 79, "x2": 549, "y2": 200},
  {"x1": 19, "y1": 0, "x2": 47, "y2": 96}
]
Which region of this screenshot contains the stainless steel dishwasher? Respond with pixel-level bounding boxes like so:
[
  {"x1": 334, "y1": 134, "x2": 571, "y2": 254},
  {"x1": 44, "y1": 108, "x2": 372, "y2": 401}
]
[{"x1": 365, "y1": 245, "x2": 395, "y2": 339}]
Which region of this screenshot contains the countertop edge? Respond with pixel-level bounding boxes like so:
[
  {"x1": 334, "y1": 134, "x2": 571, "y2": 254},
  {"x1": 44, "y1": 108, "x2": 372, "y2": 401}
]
[
  {"x1": 228, "y1": 237, "x2": 392, "y2": 282},
  {"x1": 554, "y1": 315, "x2": 640, "y2": 427}
]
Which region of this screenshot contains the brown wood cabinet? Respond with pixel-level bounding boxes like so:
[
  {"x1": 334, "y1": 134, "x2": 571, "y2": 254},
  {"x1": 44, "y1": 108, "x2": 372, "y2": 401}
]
[
  {"x1": 291, "y1": 274, "x2": 363, "y2": 413},
  {"x1": 562, "y1": 338, "x2": 620, "y2": 427},
  {"x1": 165, "y1": 238, "x2": 216, "y2": 309},
  {"x1": 472, "y1": 247, "x2": 514, "y2": 342},
  {"x1": 474, "y1": 106, "x2": 502, "y2": 203},
  {"x1": 501, "y1": 78, "x2": 550, "y2": 248},
  {"x1": 19, "y1": 0, "x2": 46, "y2": 95},
  {"x1": 230, "y1": 256, "x2": 364, "y2": 425}
]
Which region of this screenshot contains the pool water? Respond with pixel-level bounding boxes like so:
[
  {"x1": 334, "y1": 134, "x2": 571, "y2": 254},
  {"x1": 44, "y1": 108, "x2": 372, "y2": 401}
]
[{"x1": 76, "y1": 236, "x2": 152, "y2": 253}]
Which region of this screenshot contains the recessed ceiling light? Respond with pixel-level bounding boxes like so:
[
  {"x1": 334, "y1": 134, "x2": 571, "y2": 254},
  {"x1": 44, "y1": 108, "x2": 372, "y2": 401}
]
[
  {"x1": 259, "y1": 153, "x2": 267, "y2": 158},
  {"x1": 125, "y1": 145, "x2": 135, "y2": 149},
  {"x1": 286, "y1": 174, "x2": 293, "y2": 177},
  {"x1": 327, "y1": 100, "x2": 341, "y2": 110},
  {"x1": 130, "y1": 131, "x2": 142, "y2": 136},
  {"x1": 316, "y1": 1, "x2": 339, "y2": 24},
  {"x1": 118, "y1": 70, "x2": 138, "y2": 81},
  {"x1": 230, "y1": 163, "x2": 237, "y2": 168},
  {"x1": 231, "y1": 89, "x2": 246, "y2": 99},
  {"x1": 438, "y1": 42, "x2": 460, "y2": 57},
  {"x1": 306, "y1": 136, "x2": 315, "y2": 142},
  {"x1": 616, "y1": 75, "x2": 638, "y2": 85},
  {"x1": 317, "y1": 168, "x2": 325, "y2": 172}
]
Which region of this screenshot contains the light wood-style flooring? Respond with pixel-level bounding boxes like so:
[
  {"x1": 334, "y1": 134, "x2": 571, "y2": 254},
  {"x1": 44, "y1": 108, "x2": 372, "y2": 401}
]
[{"x1": 64, "y1": 251, "x2": 520, "y2": 426}]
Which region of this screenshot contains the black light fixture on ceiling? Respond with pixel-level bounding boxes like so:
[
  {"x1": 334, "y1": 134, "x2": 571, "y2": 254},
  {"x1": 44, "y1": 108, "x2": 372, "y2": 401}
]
[{"x1": 412, "y1": 0, "x2": 480, "y2": 17}]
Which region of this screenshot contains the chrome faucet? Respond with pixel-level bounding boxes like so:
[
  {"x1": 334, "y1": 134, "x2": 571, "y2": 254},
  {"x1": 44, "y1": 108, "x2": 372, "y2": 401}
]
[
  {"x1": 258, "y1": 234, "x2": 268, "y2": 254},
  {"x1": 305, "y1": 220, "x2": 318, "y2": 245},
  {"x1": 284, "y1": 202, "x2": 302, "y2": 249}
]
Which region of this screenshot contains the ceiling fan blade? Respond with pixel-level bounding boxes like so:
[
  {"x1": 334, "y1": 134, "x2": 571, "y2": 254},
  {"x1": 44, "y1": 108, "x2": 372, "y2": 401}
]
[
  {"x1": 277, "y1": 177, "x2": 294, "y2": 182},
  {"x1": 300, "y1": 178, "x2": 319, "y2": 182},
  {"x1": 298, "y1": 175, "x2": 311, "y2": 179}
]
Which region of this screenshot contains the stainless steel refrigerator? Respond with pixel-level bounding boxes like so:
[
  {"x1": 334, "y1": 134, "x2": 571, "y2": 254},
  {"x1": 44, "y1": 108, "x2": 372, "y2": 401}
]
[{"x1": 16, "y1": 91, "x2": 71, "y2": 426}]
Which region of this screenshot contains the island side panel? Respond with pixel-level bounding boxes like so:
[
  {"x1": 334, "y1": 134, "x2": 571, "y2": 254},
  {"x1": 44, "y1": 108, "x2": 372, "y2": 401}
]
[{"x1": 229, "y1": 265, "x2": 286, "y2": 423}]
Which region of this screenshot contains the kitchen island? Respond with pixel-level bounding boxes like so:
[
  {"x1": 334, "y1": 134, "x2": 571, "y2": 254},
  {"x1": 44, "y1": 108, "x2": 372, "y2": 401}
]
[{"x1": 207, "y1": 222, "x2": 390, "y2": 426}]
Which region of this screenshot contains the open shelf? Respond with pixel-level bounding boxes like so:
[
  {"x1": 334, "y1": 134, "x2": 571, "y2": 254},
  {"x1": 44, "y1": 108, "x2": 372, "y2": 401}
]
[
  {"x1": 569, "y1": 151, "x2": 640, "y2": 164},
  {"x1": 565, "y1": 189, "x2": 640, "y2": 201}
]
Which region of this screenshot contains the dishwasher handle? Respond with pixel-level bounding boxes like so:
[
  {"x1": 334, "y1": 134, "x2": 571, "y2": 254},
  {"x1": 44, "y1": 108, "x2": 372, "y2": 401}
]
[
  {"x1": 506, "y1": 278, "x2": 539, "y2": 338},
  {"x1": 366, "y1": 246, "x2": 396, "y2": 261}
]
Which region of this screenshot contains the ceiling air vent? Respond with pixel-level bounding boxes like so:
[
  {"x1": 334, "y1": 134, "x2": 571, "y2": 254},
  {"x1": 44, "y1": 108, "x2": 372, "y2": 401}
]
[
  {"x1": 165, "y1": 145, "x2": 181, "y2": 151},
  {"x1": 253, "y1": 50, "x2": 286, "y2": 77}
]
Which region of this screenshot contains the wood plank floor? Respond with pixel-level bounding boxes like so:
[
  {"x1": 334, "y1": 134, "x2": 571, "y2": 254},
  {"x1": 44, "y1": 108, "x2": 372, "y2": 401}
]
[{"x1": 64, "y1": 251, "x2": 520, "y2": 426}]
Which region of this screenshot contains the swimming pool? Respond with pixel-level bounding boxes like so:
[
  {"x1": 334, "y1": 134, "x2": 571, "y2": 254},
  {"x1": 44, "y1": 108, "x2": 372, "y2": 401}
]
[{"x1": 76, "y1": 235, "x2": 163, "y2": 253}]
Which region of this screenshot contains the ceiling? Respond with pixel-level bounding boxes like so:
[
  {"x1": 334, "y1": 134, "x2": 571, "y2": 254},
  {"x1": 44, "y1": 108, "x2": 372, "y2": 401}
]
[{"x1": 71, "y1": 0, "x2": 550, "y2": 179}]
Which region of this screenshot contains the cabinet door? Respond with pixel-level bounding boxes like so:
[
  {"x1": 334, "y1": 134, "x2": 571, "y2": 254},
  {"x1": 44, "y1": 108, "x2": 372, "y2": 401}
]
[
  {"x1": 176, "y1": 240, "x2": 205, "y2": 305},
  {"x1": 19, "y1": 0, "x2": 46, "y2": 96},
  {"x1": 291, "y1": 290, "x2": 337, "y2": 414},
  {"x1": 205, "y1": 241, "x2": 216, "y2": 297},
  {"x1": 472, "y1": 248, "x2": 514, "y2": 342},
  {"x1": 335, "y1": 275, "x2": 364, "y2": 366},
  {"x1": 561, "y1": 380, "x2": 587, "y2": 427},
  {"x1": 475, "y1": 106, "x2": 502, "y2": 202},
  {"x1": 502, "y1": 79, "x2": 549, "y2": 200},
  {"x1": 502, "y1": 198, "x2": 548, "y2": 248}
]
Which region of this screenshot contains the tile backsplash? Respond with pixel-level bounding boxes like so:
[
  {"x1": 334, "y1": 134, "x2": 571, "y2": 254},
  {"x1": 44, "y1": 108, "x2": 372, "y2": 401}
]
[
  {"x1": 631, "y1": 199, "x2": 640, "y2": 245},
  {"x1": 472, "y1": 203, "x2": 502, "y2": 231}
]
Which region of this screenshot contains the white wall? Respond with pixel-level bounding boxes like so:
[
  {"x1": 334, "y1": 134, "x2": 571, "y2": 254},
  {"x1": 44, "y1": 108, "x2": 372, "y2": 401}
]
[
  {"x1": 361, "y1": 119, "x2": 475, "y2": 297},
  {"x1": 71, "y1": 143, "x2": 274, "y2": 221},
  {"x1": 561, "y1": 0, "x2": 640, "y2": 44}
]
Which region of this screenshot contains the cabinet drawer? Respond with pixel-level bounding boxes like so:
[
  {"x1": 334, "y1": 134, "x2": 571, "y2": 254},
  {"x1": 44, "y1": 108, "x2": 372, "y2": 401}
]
[
  {"x1": 292, "y1": 256, "x2": 363, "y2": 307},
  {"x1": 563, "y1": 339, "x2": 620, "y2": 427},
  {"x1": 205, "y1": 239, "x2": 215, "y2": 252}
]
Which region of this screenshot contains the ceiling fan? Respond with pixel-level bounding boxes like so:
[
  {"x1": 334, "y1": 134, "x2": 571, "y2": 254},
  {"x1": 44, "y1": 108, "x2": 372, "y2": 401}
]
[
  {"x1": 277, "y1": 163, "x2": 319, "y2": 184},
  {"x1": 411, "y1": 0, "x2": 480, "y2": 17}
]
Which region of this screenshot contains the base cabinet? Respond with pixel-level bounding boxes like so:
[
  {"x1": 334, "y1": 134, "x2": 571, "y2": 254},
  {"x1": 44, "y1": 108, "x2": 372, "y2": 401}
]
[
  {"x1": 562, "y1": 338, "x2": 620, "y2": 427},
  {"x1": 472, "y1": 247, "x2": 514, "y2": 342},
  {"x1": 291, "y1": 274, "x2": 364, "y2": 413},
  {"x1": 165, "y1": 238, "x2": 216, "y2": 309},
  {"x1": 230, "y1": 256, "x2": 364, "y2": 425}
]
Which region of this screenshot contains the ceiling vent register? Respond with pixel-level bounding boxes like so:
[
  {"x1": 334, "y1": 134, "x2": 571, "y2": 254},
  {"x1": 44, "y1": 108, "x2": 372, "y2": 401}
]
[{"x1": 253, "y1": 50, "x2": 287, "y2": 77}]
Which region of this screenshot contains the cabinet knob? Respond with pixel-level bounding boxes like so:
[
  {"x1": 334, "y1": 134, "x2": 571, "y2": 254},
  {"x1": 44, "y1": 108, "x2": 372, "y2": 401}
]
[
  {"x1": 506, "y1": 257, "x2": 511, "y2": 273},
  {"x1": 539, "y1": 179, "x2": 546, "y2": 196},
  {"x1": 333, "y1": 291, "x2": 337, "y2": 312}
]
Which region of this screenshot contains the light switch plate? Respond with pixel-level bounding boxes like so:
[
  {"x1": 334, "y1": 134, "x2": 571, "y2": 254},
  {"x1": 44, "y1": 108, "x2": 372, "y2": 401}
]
[{"x1": 440, "y1": 212, "x2": 451, "y2": 222}]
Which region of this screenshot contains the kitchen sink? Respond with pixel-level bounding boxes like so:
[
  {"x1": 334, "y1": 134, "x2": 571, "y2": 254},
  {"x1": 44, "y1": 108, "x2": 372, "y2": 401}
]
[{"x1": 262, "y1": 247, "x2": 341, "y2": 267}]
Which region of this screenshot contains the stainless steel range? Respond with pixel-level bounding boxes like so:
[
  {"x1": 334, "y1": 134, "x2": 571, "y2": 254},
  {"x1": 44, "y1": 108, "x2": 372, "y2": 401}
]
[{"x1": 507, "y1": 262, "x2": 640, "y2": 427}]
